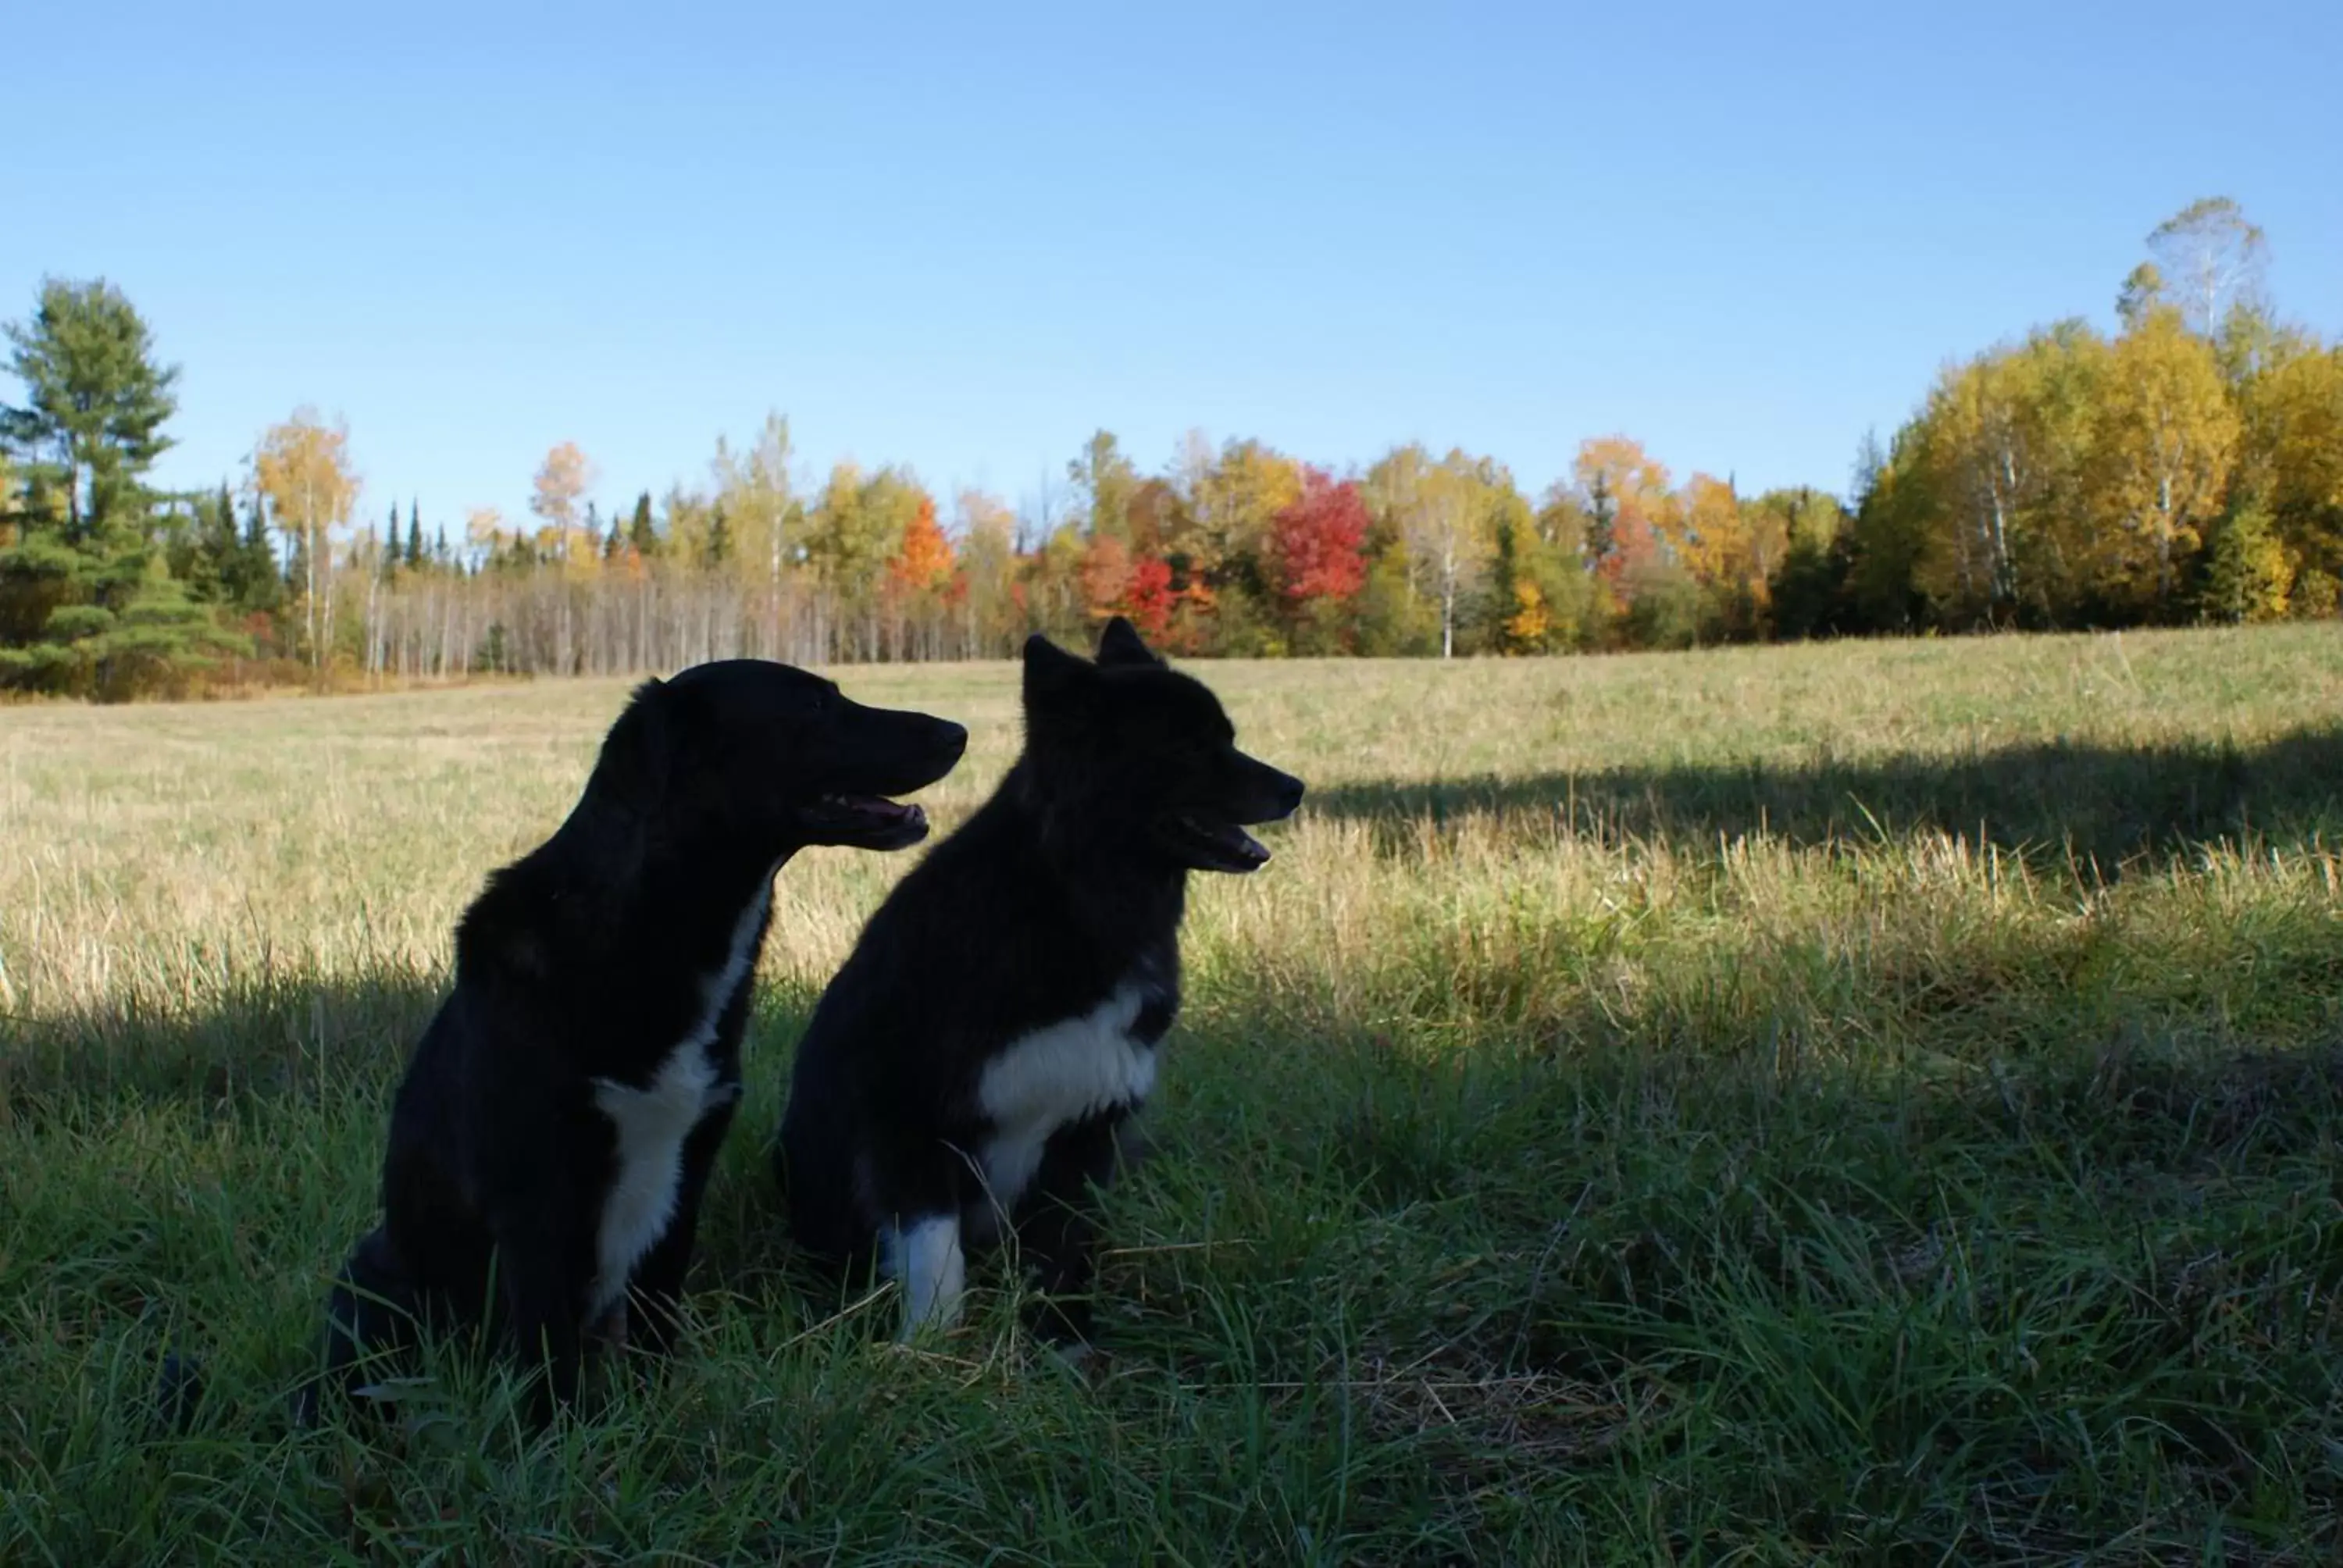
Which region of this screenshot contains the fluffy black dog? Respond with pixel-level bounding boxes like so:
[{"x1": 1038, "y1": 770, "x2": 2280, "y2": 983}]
[
  {"x1": 775, "y1": 617, "x2": 1303, "y2": 1349},
  {"x1": 298, "y1": 660, "x2": 965, "y2": 1423}
]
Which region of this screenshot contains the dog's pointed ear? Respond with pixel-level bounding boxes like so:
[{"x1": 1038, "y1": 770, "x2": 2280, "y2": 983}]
[
  {"x1": 596, "y1": 676, "x2": 672, "y2": 809},
  {"x1": 1022, "y1": 632, "x2": 1094, "y2": 711},
  {"x1": 1095, "y1": 615, "x2": 1163, "y2": 668}
]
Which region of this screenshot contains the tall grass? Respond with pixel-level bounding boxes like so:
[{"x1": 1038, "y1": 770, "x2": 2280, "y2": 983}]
[{"x1": 4, "y1": 625, "x2": 2341, "y2": 1563}]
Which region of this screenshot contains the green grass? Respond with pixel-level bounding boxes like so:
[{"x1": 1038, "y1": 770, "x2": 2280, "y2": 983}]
[{"x1": 5, "y1": 625, "x2": 2343, "y2": 1563}]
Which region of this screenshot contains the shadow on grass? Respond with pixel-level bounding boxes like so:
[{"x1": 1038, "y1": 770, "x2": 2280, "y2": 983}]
[
  {"x1": 1303, "y1": 723, "x2": 2343, "y2": 870},
  {"x1": 8, "y1": 964, "x2": 2343, "y2": 1556},
  {"x1": 0, "y1": 969, "x2": 813, "y2": 1118},
  {"x1": 1258, "y1": 1028, "x2": 2343, "y2": 1552}
]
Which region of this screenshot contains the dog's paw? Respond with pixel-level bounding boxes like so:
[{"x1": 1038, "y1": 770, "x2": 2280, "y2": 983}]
[
  {"x1": 587, "y1": 1299, "x2": 630, "y2": 1352},
  {"x1": 1041, "y1": 1336, "x2": 1100, "y2": 1374},
  {"x1": 155, "y1": 1349, "x2": 205, "y2": 1433},
  {"x1": 1023, "y1": 1294, "x2": 1100, "y2": 1358}
]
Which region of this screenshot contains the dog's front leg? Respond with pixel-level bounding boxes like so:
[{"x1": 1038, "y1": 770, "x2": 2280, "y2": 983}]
[
  {"x1": 294, "y1": 1225, "x2": 420, "y2": 1426},
  {"x1": 625, "y1": 1100, "x2": 739, "y2": 1360},
  {"x1": 1017, "y1": 1114, "x2": 1126, "y2": 1349},
  {"x1": 861, "y1": 1132, "x2": 972, "y2": 1342},
  {"x1": 495, "y1": 1234, "x2": 589, "y2": 1417},
  {"x1": 884, "y1": 1211, "x2": 967, "y2": 1341}
]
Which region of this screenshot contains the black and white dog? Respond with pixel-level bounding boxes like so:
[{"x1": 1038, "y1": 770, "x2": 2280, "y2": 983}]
[
  {"x1": 298, "y1": 661, "x2": 966, "y2": 1422},
  {"x1": 774, "y1": 617, "x2": 1303, "y2": 1349}
]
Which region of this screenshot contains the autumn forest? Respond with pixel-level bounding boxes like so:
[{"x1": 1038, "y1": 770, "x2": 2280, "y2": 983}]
[{"x1": 3, "y1": 198, "x2": 2338, "y2": 700}]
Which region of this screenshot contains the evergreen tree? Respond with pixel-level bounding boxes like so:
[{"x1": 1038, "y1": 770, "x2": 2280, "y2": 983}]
[
  {"x1": 236, "y1": 492, "x2": 283, "y2": 615},
  {"x1": 185, "y1": 481, "x2": 240, "y2": 601},
  {"x1": 0, "y1": 278, "x2": 243, "y2": 696},
  {"x1": 2, "y1": 278, "x2": 179, "y2": 536},
  {"x1": 405, "y1": 501, "x2": 423, "y2": 569},
  {"x1": 286, "y1": 528, "x2": 311, "y2": 606},
  {"x1": 629, "y1": 490, "x2": 657, "y2": 557}
]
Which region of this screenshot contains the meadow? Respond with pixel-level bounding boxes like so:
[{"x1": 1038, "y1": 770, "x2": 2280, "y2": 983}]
[{"x1": 4, "y1": 625, "x2": 2343, "y2": 1564}]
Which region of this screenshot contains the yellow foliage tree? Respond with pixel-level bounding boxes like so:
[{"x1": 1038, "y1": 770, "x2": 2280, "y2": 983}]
[
  {"x1": 465, "y1": 506, "x2": 504, "y2": 567},
  {"x1": 530, "y1": 441, "x2": 600, "y2": 579},
  {"x1": 711, "y1": 413, "x2": 797, "y2": 591},
  {"x1": 1675, "y1": 474, "x2": 1792, "y2": 638},
  {"x1": 2251, "y1": 347, "x2": 2343, "y2": 591},
  {"x1": 1674, "y1": 474, "x2": 1742, "y2": 585},
  {"x1": 1503, "y1": 578, "x2": 1550, "y2": 650},
  {"x1": 254, "y1": 408, "x2": 358, "y2": 668},
  {"x1": 1903, "y1": 324, "x2": 2106, "y2": 625},
  {"x1": 1192, "y1": 438, "x2": 1303, "y2": 579},
  {"x1": 2086, "y1": 308, "x2": 2238, "y2": 614}
]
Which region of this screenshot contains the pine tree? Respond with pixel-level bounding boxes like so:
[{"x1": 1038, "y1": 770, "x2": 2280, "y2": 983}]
[
  {"x1": 187, "y1": 481, "x2": 241, "y2": 602},
  {"x1": 0, "y1": 278, "x2": 243, "y2": 696},
  {"x1": 629, "y1": 490, "x2": 657, "y2": 557},
  {"x1": 405, "y1": 501, "x2": 423, "y2": 569},
  {"x1": 237, "y1": 492, "x2": 281, "y2": 615}
]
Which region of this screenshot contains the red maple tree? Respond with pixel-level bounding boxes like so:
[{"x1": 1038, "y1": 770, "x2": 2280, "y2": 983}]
[
  {"x1": 1124, "y1": 555, "x2": 1174, "y2": 640},
  {"x1": 1271, "y1": 467, "x2": 1369, "y2": 606},
  {"x1": 1079, "y1": 534, "x2": 1174, "y2": 640}
]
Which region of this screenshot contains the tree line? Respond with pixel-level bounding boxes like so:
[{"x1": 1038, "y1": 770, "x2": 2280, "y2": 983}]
[{"x1": 2, "y1": 198, "x2": 2337, "y2": 700}]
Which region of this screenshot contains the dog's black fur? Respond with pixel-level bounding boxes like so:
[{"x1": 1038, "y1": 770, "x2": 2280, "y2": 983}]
[
  {"x1": 774, "y1": 617, "x2": 1303, "y2": 1348},
  {"x1": 297, "y1": 660, "x2": 965, "y2": 1424}
]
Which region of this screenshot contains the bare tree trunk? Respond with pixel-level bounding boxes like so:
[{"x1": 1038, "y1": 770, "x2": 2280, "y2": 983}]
[
  {"x1": 320, "y1": 544, "x2": 337, "y2": 675},
  {"x1": 1440, "y1": 534, "x2": 1457, "y2": 660},
  {"x1": 363, "y1": 572, "x2": 380, "y2": 682},
  {"x1": 305, "y1": 519, "x2": 319, "y2": 671}
]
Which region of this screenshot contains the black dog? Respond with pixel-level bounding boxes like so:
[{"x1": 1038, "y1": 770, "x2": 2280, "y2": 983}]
[
  {"x1": 298, "y1": 661, "x2": 965, "y2": 1423},
  {"x1": 774, "y1": 617, "x2": 1303, "y2": 1349}
]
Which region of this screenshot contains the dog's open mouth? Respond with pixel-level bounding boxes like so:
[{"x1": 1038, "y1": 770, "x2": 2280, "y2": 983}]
[
  {"x1": 1165, "y1": 811, "x2": 1271, "y2": 873},
  {"x1": 798, "y1": 793, "x2": 931, "y2": 848}
]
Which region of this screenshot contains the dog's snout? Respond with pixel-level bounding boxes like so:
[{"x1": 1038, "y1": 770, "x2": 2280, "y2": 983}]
[
  {"x1": 1275, "y1": 772, "x2": 1305, "y2": 818},
  {"x1": 934, "y1": 720, "x2": 969, "y2": 758}
]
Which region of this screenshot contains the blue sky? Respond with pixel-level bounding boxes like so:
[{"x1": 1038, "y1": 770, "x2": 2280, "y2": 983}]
[{"x1": 7, "y1": 0, "x2": 2338, "y2": 536}]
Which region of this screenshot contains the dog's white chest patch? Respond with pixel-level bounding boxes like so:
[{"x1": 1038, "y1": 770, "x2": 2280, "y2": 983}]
[
  {"x1": 972, "y1": 981, "x2": 1160, "y2": 1218},
  {"x1": 585, "y1": 877, "x2": 769, "y2": 1320}
]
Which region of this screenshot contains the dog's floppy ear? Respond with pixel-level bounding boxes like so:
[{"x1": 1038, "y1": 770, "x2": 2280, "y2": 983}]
[
  {"x1": 596, "y1": 676, "x2": 672, "y2": 809},
  {"x1": 1094, "y1": 615, "x2": 1163, "y2": 668},
  {"x1": 1022, "y1": 632, "x2": 1094, "y2": 711}
]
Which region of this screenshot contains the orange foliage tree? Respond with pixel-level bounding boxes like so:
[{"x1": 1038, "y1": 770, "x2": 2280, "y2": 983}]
[{"x1": 886, "y1": 494, "x2": 954, "y2": 593}]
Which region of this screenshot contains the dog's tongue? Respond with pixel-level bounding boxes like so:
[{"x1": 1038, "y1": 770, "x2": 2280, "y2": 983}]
[
  {"x1": 840, "y1": 795, "x2": 913, "y2": 821},
  {"x1": 1207, "y1": 821, "x2": 1269, "y2": 867},
  {"x1": 818, "y1": 794, "x2": 924, "y2": 830}
]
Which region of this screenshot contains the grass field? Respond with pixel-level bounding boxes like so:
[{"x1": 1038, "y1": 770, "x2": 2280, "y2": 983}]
[{"x1": 5, "y1": 625, "x2": 2343, "y2": 1564}]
